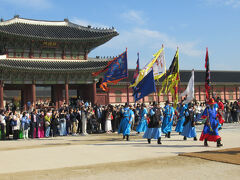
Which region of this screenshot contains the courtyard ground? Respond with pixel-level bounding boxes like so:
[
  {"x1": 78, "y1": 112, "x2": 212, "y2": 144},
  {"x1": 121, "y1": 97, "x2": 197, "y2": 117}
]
[{"x1": 0, "y1": 123, "x2": 239, "y2": 180}]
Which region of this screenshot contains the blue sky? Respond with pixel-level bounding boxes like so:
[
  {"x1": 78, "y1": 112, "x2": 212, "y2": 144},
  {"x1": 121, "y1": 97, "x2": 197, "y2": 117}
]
[{"x1": 0, "y1": 0, "x2": 240, "y2": 70}]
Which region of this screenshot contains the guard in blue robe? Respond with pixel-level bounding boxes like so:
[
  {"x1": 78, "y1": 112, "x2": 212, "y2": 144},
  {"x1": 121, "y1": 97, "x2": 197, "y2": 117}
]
[
  {"x1": 162, "y1": 101, "x2": 174, "y2": 138},
  {"x1": 181, "y1": 103, "x2": 197, "y2": 141},
  {"x1": 143, "y1": 102, "x2": 162, "y2": 144},
  {"x1": 199, "y1": 98, "x2": 223, "y2": 147},
  {"x1": 175, "y1": 103, "x2": 187, "y2": 134},
  {"x1": 118, "y1": 104, "x2": 134, "y2": 141},
  {"x1": 136, "y1": 104, "x2": 148, "y2": 133}
]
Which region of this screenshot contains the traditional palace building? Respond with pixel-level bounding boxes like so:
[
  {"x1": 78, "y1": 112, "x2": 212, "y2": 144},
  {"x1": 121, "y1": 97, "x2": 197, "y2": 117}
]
[
  {"x1": 0, "y1": 16, "x2": 239, "y2": 110},
  {"x1": 0, "y1": 16, "x2": 118, "y2": 110}
]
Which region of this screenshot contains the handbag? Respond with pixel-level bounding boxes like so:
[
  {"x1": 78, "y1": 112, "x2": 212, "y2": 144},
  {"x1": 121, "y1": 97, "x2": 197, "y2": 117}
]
[{"x1": 19, "y1": 130, "x2": 23, "y2": 139}]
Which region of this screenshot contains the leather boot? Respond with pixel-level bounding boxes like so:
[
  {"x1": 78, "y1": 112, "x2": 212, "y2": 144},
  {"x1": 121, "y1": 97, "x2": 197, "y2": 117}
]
[
  {"x1": 157, "y1": 137, "x2": 162, "y2": 144},
  {"x1": 167, "y1": 132, "x2": 171, "y2": 138},
  {"x1": 148, "y1": 139, "x2": 151, "y2": 144},
  {"x1": 126, "y1": 135, "x2": 129, "y2": 141},
  {"x1": 123, "y1": 135, "x2": 125, "y2": 139},
  {"x1": 217, "y1": 139, "x2": 223, "y2": 147},
  {"x1": 194, "y1": 137, "x2": 197, "y2": 141},
  {"x1": 183, "y1": 136, "x2": 187, "y2": 140},
  {"x1": 204, "y1": 139, "x2": 208, "y2": 147}
]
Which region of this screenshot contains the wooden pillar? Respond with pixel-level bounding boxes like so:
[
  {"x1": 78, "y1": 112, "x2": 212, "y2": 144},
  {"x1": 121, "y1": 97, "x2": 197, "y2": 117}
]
[
  {"x1": 84, "y1": 52, "x2": 88, "y2": 60},
  {"x1": 236, "y1": 86, "x2": 238, "y2": 100},
  {"x1": 224, "y1": 85, "x2": 226, "y2": 101},
  {"x1": 198, "y1": 85, "x2": 201, "y2": 102},
  {"x1": 211, "y1": 86, "x2": 214, "y2": 98},
  {"x1": 21, "y1": 89, "x2": 24, "y2": 111},
  {"x1": 107, "y1": 86, "x2": 110, "y2": 105},
  {"x1": 77, "y1": 89, "x2": 81, "y2": 99},
  {"x1": 62, "y1": 49, "x2": 66, "y2": 59},
  {"x1": 31, "y1": 82, "x2": 36, "y2": 108},
  {"x1": 52, "y1": 85, "x2": 58, "y2": 109},
  {"x1": 0, "y1": 81, "x2": 4, "y2": 109},
  {"x1": 58, "y1": 85, "x2": 63, "y2": 108},
  {"x1": 92, "y1": 80, "x2": 96, "y2": 105},
  {"x1": 23, "y1": 87, "x2": 28, "y2": 111},
  {"x1": 126, "y1": 84, "x2": 129, "y2": 104},
  {"x1": 157, "y1": 85, "x2": 160, "y2": 103},
  {"x1": 65, "y1": 82, "x2": 69, "y2": 105},
  {"x1": 51, "y1": 85, "x2": 55, "y2": 103}
]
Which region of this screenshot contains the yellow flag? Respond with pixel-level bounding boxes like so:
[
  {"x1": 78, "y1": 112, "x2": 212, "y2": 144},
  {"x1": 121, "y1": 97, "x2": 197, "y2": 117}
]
[
  {"x1": 129, "y1": 47, "x2": 164, "y2": 88},
  {"x1": 158, "y1": 48, "x2": 180, "y2": 108}
]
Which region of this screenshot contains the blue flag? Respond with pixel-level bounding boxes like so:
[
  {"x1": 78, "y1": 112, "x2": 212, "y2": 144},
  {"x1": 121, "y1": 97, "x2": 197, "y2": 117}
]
[
  {"x1": 100, "y1": 51, "x2": 128, "y2": 91},
  {"x1": 133, "y1": 69, "x2": 156, "y2": 102}
]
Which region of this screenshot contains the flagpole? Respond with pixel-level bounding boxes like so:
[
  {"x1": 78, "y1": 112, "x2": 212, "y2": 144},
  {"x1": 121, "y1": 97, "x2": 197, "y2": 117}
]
[
  {"x1": 157, "y1": 44, "x2": 165, "y2": 103},
  {"x1": 205, "y1": 47, "x2": 210, "y2": 100},
  {"x1": 207, "y1": 47, "x2": 210, "y2": 99}
]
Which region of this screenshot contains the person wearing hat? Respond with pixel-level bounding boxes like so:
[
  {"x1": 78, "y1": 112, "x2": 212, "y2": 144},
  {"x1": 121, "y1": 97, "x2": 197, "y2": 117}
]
[
  {"x1": 162, "y1": 100, "x2": 175, "y2": 138},
  {"x1": 143, "y1": 103, "x2": 162, "y2": 144},
  {"x1": 136, "y1": 103, "x2": 148, "y2": 134},
  {"x1": 175, "y1": 101, "x2": 187, "y2": 135},
  {"x1": 181, "y1": 102, "x2": 197, "y2": 141},
  {"x1": 200, "y1": 98, "x2": 223, "y2": 147},
  {"x1": 118, "y1": 103, "x2": 134, "y2": 141}
]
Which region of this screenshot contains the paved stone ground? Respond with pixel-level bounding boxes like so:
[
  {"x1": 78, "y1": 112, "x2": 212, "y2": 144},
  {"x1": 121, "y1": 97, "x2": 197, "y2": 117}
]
[{"x1": 0, "y1": 123, "x2": 239, "y2": 179}]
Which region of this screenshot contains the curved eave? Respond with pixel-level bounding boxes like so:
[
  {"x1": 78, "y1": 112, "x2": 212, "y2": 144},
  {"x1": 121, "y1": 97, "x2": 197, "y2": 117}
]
[
  {"x1": 0, "y1": 58, "x2": 109, "y2": 73},
  {"x1": 0, "y1": 30, "x2": 119, "y2": 42}
]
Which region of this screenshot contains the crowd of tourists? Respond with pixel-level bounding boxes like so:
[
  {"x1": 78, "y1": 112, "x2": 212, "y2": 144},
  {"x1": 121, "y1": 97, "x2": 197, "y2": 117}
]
[{"x1": 0, "y1": 97, "x2": 239, "y2": 147}]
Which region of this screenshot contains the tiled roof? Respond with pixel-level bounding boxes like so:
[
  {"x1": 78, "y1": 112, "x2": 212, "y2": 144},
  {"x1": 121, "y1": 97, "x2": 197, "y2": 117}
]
[
  {"x1": 0, "y1": 58, "x2": 109, "y2": 72},
  {"x1": 0, "y1": 17, "x2": 118, "y2": 41},
  {"x1": 122, "y1": 69, "x2": 240, "y2": 84}
]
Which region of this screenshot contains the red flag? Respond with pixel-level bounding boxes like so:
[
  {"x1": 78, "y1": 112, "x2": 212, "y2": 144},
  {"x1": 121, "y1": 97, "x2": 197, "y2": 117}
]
[{"x1": 205, "y1": 48, "x2": 211, "y2": 100}]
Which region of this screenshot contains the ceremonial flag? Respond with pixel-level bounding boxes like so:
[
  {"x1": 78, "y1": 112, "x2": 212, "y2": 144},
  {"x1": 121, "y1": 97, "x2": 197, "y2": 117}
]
[
  {"x1": 129, "y1": 47, "x2": 164, "y2": 88},
  {"x1": 159, "y1": 48, "x2": 180, "y2": 108},
  {"x1": 131, "y1": 53, "x2": 140, "y2": 85},
  {"x1": 92, "y1": 59, "x2": 115, "y2": 77},
  {"x1": 133, "y1": 69, "x2": 156, "y2": 102},
  {"x1": 153, "y1": 46, "x2": 166, "y2": 80},
  {"x1": 181, "y1": 69, "x2": 194, "y2": 104},
  {"x1": 205, "y1": 48, "x2": 211, "y2": 100},
  {"x1": 94, "y1": 50, "x2": 128, "y2": 92}
]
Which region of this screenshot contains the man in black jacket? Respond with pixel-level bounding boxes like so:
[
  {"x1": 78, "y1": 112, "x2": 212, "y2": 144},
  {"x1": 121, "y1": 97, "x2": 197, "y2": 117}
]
[{"x1": 30, "y1": 109, "x2": 38, "y2": 138}]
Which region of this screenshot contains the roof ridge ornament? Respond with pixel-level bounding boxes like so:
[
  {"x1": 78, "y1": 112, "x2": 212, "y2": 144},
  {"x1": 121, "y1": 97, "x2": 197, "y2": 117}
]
[{"x1": 14, "y1": 15, "x2": 20, "y2": 18}]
